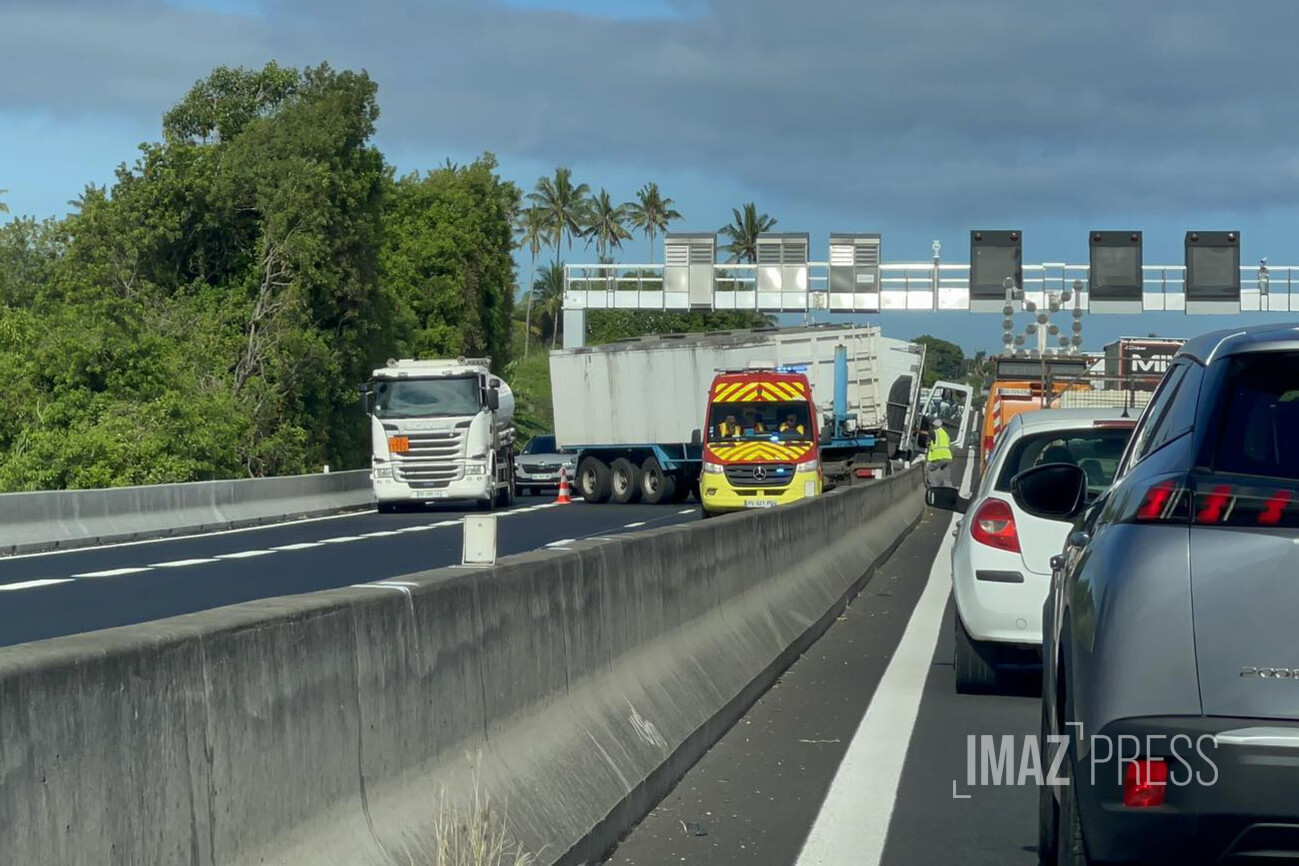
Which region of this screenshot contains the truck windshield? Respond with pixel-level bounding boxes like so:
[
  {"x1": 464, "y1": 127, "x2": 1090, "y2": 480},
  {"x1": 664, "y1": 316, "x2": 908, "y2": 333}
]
[
  {"x1": 373, "y1": 376, "x2": 481, "y2": 418},
  {"x1": 708, "y1": 402, "x2": 810, "y2": 442}
]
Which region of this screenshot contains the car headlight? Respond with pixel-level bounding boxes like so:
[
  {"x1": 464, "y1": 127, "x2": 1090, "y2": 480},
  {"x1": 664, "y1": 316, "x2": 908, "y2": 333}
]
[
  {"x1": 465, "y1": 462, "x2": 487, "y2": 476},
  {"x1": 703, "y1": 461, "x2": 724, "y2": 475},
  {"x1": 798, "y1": 457, "x2": 819, "y2": 472},
  {"x1": 373, "y1": 466, "x2": 393, "y2": 479}
]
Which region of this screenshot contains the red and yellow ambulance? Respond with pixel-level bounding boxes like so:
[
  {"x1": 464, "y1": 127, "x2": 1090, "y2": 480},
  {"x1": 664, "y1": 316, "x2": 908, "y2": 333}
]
[{"x1": 699, "y1": 368, "x2": 823, "y2": 517}]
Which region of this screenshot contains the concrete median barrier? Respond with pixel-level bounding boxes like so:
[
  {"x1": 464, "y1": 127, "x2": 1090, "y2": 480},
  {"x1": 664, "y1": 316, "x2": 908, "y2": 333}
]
[
  {"x1": 0, "y1": 465, "x2": 925, "y2": 865},
  {"x1": 0, "y1": 469, "x2": 374, "y2": 555}
]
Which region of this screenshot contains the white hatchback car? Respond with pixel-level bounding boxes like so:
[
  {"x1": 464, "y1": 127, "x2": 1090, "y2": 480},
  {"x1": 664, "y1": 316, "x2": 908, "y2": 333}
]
[{"x1": 951, "y1": 407, "x2": 1136, "y2": 693}]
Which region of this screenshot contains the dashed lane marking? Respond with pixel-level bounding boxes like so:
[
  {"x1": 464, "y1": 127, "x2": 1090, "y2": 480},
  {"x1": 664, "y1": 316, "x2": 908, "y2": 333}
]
[
  {"x1": 151, "y1": 558, "x2": 219, "y2": 568},
  {"x1": 271, "y1": 542, "x2": 324, "y2": 551},
  {"x1": 72, "y1": 567, "x2": 153, "y2": 578},
  {"x1": 624, "y1": 521, "x2": 646, "y2": 528},
  {"x1": 320, "y1": 536, "x2": 365, "y2": 544},
  {"x1": 214, "y1": 550, "x2": 275, "y2": 559},
  {"x1": 545, "y1": 538, "x2": 576, "y2": 548},
  {"x1": 0, "y1": 578, "x2": 76, "y2": 591}
]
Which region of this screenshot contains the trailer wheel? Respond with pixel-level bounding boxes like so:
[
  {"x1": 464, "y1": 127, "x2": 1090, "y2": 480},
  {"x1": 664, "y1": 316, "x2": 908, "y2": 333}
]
[
  {"x1": 577, "y1": 457, "x2": 612, "y2": 504},
  {"x1": 670, "y1": 479, "x2": 693, "y2": 503},
  {"x1": 610, "y1": 458, "x2": 642, "y2": 504},
  {"x1": 639, "y1": 458, "x2": 676, "y2": 505}
]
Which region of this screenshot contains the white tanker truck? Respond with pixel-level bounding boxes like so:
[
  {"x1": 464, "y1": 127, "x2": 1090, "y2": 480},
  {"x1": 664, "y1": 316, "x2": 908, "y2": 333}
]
[{"x1": 362, "y1": 357, "x2": 516, "y2": 513}]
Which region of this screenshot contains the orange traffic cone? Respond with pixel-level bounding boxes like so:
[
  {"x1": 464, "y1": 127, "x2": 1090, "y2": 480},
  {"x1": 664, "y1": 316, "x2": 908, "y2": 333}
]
[{"x1": 556, "y1": 465, "x2": 573, "y2": 504}]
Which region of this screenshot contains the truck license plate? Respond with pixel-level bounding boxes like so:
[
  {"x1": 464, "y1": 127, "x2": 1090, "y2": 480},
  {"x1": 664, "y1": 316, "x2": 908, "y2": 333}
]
[
  {"x1": 744, "y1": 499, "x2": 778, "y2": 509},
  {"x1": 413, "y1": 490, "x2": 449, "y2": 499}
]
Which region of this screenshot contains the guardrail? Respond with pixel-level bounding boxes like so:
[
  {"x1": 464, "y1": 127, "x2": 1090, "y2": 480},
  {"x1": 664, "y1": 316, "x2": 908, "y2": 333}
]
[
  {"x1": 0, "y1": 470, "x2": 374, "y2": 556},
  {"x1": 0, "y1": 465, "x2": 923, "y2": 866}
]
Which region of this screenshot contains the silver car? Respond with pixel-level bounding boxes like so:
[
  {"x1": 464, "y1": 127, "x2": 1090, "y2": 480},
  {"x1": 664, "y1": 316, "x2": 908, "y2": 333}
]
[
  {"x1": 513, "y1": 435, "x2": 577, "y2": 496},
  {"x1": 1022, "y1": 324, "x2": 1299, "y2": 865}
]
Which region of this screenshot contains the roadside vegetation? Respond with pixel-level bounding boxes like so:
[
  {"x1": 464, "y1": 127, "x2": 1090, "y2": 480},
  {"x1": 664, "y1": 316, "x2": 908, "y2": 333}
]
[{"x1": 0, "y1": 61, "x2": 775, "y2": 491}]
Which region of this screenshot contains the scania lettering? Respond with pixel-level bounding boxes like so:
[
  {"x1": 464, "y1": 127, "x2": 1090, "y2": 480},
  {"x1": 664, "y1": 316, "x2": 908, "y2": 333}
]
[{"x1": 362, "y1": 358, "x2": 516, "y2": 513}]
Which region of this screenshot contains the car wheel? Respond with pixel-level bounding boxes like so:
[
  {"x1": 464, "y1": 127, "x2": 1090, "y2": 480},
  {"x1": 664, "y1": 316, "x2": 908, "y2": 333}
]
[
  {"x1": 610, "y1": 458, "x2": 642, "y2": 504},
  {"x1": 640, "y1": 457, "x2": 676, "y2": 505},
  {"x1": 954, "y1": 614, "x2": 1000, "y2": 694},
  {"x1": 1056, "y1": 758, "x2": 1092, "y2": 866},
  {"x1": 1038, "y1": 704, "x2": 1060, "y2": 864},
  {"x1": 577, "y1": 457, "x2": 612, "y2": 504},
  {"x1": 378, "y1": 502, "x2": 402, "y2": 515}
]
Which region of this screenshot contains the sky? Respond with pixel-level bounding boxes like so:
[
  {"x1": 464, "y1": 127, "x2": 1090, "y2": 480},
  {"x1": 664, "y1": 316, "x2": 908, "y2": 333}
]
[{"x1": 3, "y1": 0, "x2": 1299, "y2": 354}]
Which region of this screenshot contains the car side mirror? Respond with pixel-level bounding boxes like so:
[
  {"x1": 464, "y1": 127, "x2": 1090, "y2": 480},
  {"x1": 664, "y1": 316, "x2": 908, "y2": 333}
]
[
  {"x1": 1011, "y1": 463, "x2": 1087, "y2": 520},
  {"x1": 359, "y1": 383, "x2": 371, "y2": 414},
  {"x1": 690, "y1": 428, "x2": 702, "y2": 446},
  {"x1": 486, "y1": 387, "x2": 500, "y2": 411},
  {"x1": 819, "y1": 425, "x2": 832, "y2": 445},
  {"x1": 925, "y1": 486, "x2": 969, "y2": 514}
]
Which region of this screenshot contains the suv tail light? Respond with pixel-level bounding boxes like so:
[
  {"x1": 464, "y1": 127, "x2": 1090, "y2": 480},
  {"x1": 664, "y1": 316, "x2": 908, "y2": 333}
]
[
  {"x1": 1123, "y1": 759, "x2": 1168, "y2": 808},
  {"x1": 970, "y1": 498, "x2": 1020, "y2": 552},
  {"x1": 1126, "y1": 474, "x2": 1298, "y2": 528}
]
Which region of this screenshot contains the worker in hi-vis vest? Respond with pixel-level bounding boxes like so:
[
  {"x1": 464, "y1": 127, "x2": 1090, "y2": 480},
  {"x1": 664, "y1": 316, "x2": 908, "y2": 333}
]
[{"x1": 925, "y1": 416, "x2": 954, "y2": 488}]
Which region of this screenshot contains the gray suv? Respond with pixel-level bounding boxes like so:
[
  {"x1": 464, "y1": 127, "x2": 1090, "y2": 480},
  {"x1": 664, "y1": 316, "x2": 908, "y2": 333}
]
[{"x1": 1018, "y1": 324, "x2": 1299, "y2": 865}]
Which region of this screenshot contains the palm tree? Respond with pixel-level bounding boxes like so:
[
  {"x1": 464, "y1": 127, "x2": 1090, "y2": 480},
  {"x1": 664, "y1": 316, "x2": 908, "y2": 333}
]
[
  {"x1": 515, "y1": 206, "x2": 549, "y2": 357},
  {"x1": 534, "y1": 260, "x2": 567, "y2": 348},
  {"x1": 626, "y1": 182, "x2": 681, "y2": 264},
  {"x1": 582, "y1": 189, "x2": 632, "y2": 261},
  {"x1": 719, "y1": 203, "x2": 778, "y2": 263},
  {"x1": 527, "y1": 167, "x2": 590, "y2": 253}
]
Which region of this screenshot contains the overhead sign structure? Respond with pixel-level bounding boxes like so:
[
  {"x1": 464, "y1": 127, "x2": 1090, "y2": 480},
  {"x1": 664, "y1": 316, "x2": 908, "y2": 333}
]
[
  {"x1": 756, "y1": 232, "x2": 810, "y2": 308},
  {"x1": 1089, "y1": 231, "x2": 1143, "y2": 314},
  {"x1": 1185, "y1": 231, "x2": 1241, "y2": 314},
  {"x1": 970, "y1": 230, "x2": 1022, "y2": 312}
]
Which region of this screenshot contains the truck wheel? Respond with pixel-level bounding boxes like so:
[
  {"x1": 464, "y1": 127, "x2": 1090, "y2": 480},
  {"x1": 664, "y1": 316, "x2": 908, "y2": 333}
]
[
  {"x1": 378, "y1": 502, "x2": 401, "y2": 515},
  {"x1": 610, "y1": 458, "x2": 642, "y2": 504},
  {"x1": 639, "y1": 457, "x2": 676, "y2": 505},
  {"x1": 577, "y1": 457, "x2": 612, "y2": 504},
  {"x1": 670, "y1": 479, "x2": 693, "y2": 503}
]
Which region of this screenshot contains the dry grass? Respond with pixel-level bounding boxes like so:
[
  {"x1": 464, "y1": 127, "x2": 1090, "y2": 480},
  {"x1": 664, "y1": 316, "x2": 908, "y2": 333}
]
[{"x1": 389, "y1": 771, "x2": 537, "y2": 866}]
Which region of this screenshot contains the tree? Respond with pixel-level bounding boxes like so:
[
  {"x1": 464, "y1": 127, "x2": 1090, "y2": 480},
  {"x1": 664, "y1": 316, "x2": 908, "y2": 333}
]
[
  {"x1": 532, "y1": 260, "x2": 566, "y2": 348},
  {"x1": 0, "y1": 189, "x2": 8, "y2": 215},
  {"x1": 515, "y1": 206, "x2": 549, "y2": 358},
  {"x1": 163, "y1": 62, "x2": 300, "y2": 144},
  {"x1": 719, "y1": 203, "x2": 777, "y2": 263},
  {"x1": 626, "y1": 182, "x2": 681, "y2": 264},
  {"x1": 527, "y1": 167, "x2": 589, "y2": 253},
  {"x1": 586, "y1": 309, "x2": 774, "y2": 345},
  {"x1": 383, "y1": 154, "x2": 520, "y2": 368},
  {"x1": 913, "y1": 335, "x2": 965, "y2": 388},
  {"x1": 582, "y1": 189, "x2": 632, "y2": 261}
]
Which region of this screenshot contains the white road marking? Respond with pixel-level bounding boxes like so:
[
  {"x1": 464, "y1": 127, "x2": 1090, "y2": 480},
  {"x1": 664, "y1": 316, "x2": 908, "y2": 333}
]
[
  {"x1": 360, "y1": 530, "x2": 402, "y2": 538},
  {"x1": 72, "y1": 567, "x2": 153, "y2": 578},
  {"x1": 624, "y1": 521, "x2": 646, "y2": 528},
  {"x1": 545, "y1": 538, "x2": 576, "y2": 548},
  {"x1": 795, "y1": 460, "x2": 974, "y2": 866},
  {"x1": 214, "y1": 550, "x2": 275, "y2": 559},
  {"x1": 2, "y1": 507, "x2": 373, "y2": 561},
  {"x1": 678, "y1": 508, "x2": 694, "y2": 514},
  {"x1": 320, "y1": 536, "x2": 364, "y2": 544},
  {"x1": 0, "y1": 578, "x2": 75, "y2": 591},
  {"x1": 271, "y1": 542, "x2": 324, "y2": 551},
  {"x1": 151, "y1": 558, "x2": 218, "y2": 568}
]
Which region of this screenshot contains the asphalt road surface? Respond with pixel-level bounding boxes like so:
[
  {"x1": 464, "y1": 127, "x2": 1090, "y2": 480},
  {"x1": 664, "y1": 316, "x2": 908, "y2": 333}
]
[
  {"x1": 0, "y1": 495, "x2": 700, "y2": 648},
  {"x1": 607, "y1": 459, "x2": 1043, "y2": 865}
]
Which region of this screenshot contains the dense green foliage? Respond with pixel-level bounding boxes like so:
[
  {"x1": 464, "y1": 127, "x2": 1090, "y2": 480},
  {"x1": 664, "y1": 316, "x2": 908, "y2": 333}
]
[
  {"x1": 913, "y1": 334, "x2": 965, "y2": 388},
  {"x1": 0, "y1": 61, "x2": 771, "y2": 490}
]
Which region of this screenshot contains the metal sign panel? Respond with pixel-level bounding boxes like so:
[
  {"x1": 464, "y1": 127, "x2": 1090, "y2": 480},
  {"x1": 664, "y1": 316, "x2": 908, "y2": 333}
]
[
  {"x1": 665, "y1": 232, "x2": 716, "y2": 307},
  {"x1": 1089, "y1": 231, "x2": 1143, "y2": 314},
  {"x1": 1185, "y1": 231, "x2": 1240, "y2": 314},
  {"x1": 756, "y1": 232, "x2": 810, "y2": 307},
  {"x1": 828, "y1": 232, "x2": 881, "y2": 312},
  {"x1": 970, "y1": 230, "x2": 1022, "y2": 312}
]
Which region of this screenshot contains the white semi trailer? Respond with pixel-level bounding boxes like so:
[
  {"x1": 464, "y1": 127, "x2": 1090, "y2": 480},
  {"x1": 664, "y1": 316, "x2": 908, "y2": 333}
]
[
  {"x1": 363, "y1": 358, "x2": 516, "y2": 513},
  {"x1": 550, "y1": 325, "x2": 926, "y2": 504}
]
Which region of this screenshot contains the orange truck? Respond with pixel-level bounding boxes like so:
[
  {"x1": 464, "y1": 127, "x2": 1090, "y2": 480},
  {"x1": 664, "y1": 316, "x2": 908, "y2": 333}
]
[
  {"x1": 699, "y1": 369, "x2": 823, "y2": 516},
  {"x1": 980, "y1": 355, "x2": 1093, "y2": 470}
]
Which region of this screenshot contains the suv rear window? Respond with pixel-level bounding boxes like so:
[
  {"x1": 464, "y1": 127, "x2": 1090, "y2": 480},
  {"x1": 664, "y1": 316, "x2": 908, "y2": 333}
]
[
  {"x1": 1212, "y1": 353, "x2": 1299, "y2": 480},
  {"x1": 995, "y1": 426, "x2": 1134, "y2": 494}
]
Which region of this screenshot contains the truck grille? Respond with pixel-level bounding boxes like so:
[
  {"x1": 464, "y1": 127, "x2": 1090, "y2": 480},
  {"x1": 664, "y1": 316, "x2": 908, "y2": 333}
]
[
  {"x1": 398, "y1": 430, "x2": 465, "y2": 460},
  {"x1": 394, "y1": 463, "x2": 463, "y2": 484},
  {"x1": 724, "y1": 464, "x2": 794, "y2": 488}
]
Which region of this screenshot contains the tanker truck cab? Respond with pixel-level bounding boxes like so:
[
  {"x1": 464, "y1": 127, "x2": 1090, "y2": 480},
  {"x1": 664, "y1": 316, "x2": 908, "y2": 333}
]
[
  {"x1": 363, "y1": 358, "x2": 516, "y2": 513},
  {"x1": 700, "y1": 368, "x2": 823, "y2": 517}
]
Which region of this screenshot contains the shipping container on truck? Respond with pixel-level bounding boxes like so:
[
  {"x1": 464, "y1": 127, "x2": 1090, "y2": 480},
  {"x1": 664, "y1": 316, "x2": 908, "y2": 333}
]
[{"x1": 549, "y1": 325, "x2": 927, "y2": 504}]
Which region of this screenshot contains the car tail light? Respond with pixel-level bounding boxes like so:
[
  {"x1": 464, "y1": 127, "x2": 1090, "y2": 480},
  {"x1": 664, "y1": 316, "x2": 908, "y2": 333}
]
[
  {"x1": 1123, "y1": 759, "x2": 1168, "y2": 808},
  {"x1": 855, "y1": 468, "x2": 875, "y2": 478},
  {"x1": 1127, "y1": 475, "x2": 1298, "y2": 527},
  {"x1": 970, "y1": 498, "x2": 1020, "y2": 553},
  {"x1": 983, "y1": 435, "x2": 995, "y2": 455}
]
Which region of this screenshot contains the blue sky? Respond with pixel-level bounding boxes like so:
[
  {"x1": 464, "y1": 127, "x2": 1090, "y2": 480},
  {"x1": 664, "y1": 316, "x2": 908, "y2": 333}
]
[{"x1": 3, "y1": 0, "x2": 1298, "y2": 354}]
